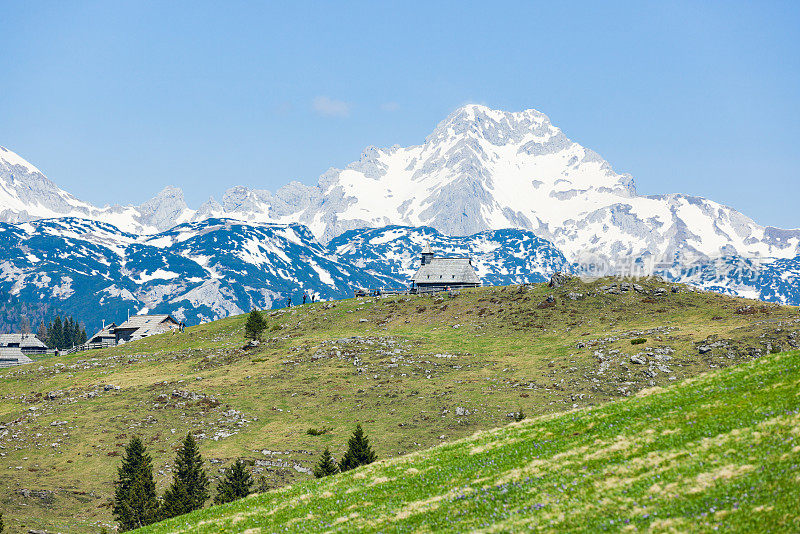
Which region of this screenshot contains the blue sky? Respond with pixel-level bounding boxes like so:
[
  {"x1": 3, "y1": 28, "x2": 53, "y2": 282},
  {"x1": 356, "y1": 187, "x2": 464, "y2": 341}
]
[{"x1": 1, "y1": 1, "x2": 798, "y2": 228}]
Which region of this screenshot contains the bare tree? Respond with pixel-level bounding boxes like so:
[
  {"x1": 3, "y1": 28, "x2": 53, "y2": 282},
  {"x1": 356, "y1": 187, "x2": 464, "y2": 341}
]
[{"x1": 36, "y1": 321, "x2": 47, "y2": 342}]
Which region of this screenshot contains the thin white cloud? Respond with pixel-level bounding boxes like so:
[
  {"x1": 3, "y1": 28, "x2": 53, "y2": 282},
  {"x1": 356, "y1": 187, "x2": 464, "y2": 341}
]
[
  {"x1": 380, "y1": 101, "x2": 400, "y2": 112},
  {"x1": 312, "y1": 96, "x2": 351, "y2": 117}
]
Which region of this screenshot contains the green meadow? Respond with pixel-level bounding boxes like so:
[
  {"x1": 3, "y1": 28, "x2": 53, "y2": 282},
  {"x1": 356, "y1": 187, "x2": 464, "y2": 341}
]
[{"x1": 0, "y1": 277, "x2": 798, "y2": 532}]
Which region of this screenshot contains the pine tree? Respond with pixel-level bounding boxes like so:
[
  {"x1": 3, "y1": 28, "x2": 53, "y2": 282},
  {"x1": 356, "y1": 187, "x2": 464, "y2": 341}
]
[
  {"x1": 313, "y1": 447, "x2": 339, "y2": 478},
  {"x1": 113, "y1": 436, "x2": 159, "y2": 531},
  {"x1": 48, "y1": 316, "x2": 63, "y2": 350},
  {"x1": 79, "y1": 323, "x2": 87, "y2": 344},
  {"x1": 160, "y1": 433, "x2": 210, "y2": 520},
  {"x1": 64, "y1": 317, "x2": 74, "y2": 347},
  {"x1": 214, "y1": 458, "x2": 254, "y2": 505},
  {"x1": 338, "y1": 424, "x2": 377, "y2": 472},
  {"x1": 72, "y1": 319, "x2": 80, "y2": 346},
  {"x1": 244, "y1": 309, "x2": 267, "y2": 341}
]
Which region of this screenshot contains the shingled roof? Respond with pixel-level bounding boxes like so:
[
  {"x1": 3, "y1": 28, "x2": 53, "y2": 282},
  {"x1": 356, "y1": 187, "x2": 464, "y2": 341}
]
[
  {"x1": 116, "y1": 315, "x2": 175, "y2": 330},
  {"x1": 115, "y1": 315, "x2": 180, "y2": 340},
  {"x1": 412, "y1": 257, "x2": 481, "y2": 285},
  {"x1": 0, "y1": 334, "x2": 48, "y2": 350}
]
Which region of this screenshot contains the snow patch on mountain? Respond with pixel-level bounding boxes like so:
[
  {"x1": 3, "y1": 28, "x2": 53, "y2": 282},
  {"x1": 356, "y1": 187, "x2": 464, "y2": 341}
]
[{"x1": 3, "y1": 104, "x2": 798, "y2": 267}]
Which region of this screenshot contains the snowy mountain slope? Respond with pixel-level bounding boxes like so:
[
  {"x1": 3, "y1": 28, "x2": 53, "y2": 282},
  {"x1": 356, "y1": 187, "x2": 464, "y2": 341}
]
[
  {"x1": 0, "y1": 146, "x2": 194, "y2": 233},
  {"x1": 329, "y1": 225, "x2": 800, "y2": 306},
  {"x1": 0, "y1": 218, "x2": 393, "y2": 332},
  {"x1": 3, "y1": 105, "x2": 799, "y2": 321},
  {"x1": 329, "y1": 225, "x2": 572, "y2": 286},
  {"x1": 3, "y1": 105, "x2": 798, "y2": 264},
  {"x1": 202, "y1": 105, "x2": 800, "y2": 264},
  {"x1": 0, "y1": 216, "x2": 797, "y2": 335},
  {"x1": 655, "y1": 254, "x2": 800, "y2": 306}
]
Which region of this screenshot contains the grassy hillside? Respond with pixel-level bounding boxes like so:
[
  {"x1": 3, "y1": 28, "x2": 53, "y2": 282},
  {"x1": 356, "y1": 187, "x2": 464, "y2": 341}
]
[
  {"x1": 0, "y1": 277, "x2": 798, "y2": 532},
  {"x1": 140, "y1": 348, "x2": 800, "y2": 533}
]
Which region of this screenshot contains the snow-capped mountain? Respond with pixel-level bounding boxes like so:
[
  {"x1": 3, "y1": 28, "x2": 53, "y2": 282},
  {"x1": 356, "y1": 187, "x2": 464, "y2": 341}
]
[
  {"x1": 0, "y1": 146, "x2": 194, "y2": 233},
  {"x1": 186, "y1": 105, "x2": 800, "y2": 264},
  {"x1": 2, "y1": 216, "x2": 794, "y2": 335},
  {"x1": 5, "y1": 105, "x2": 798, "y2": 265},
  {"x1": 329, "y1": 225, "x2": 572, "y2": 286},
  {"x1": 2, "y1": 104, "x2": 799, "y2": 328},
  {"x1": 0, "y1": 217, "x2": 396, "y2": 331},
  {"x1": 0, "y1": 217, "x2": 575, "y2": 332}
]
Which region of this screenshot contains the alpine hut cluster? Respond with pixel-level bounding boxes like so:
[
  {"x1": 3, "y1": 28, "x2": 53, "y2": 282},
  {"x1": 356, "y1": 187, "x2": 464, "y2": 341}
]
[
  {"x1": 411, "y1": 244, "x2": 481, "y2": 291},
  {"x1": 0, "y1": 334, "x2": 49, "y2": 368},
  {"x1": 88, "y1": 314, "x2": 181, "y2": 346}
]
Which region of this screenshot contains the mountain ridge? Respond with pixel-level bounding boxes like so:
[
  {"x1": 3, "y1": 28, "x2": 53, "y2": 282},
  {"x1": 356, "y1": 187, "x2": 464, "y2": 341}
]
[
  {"x1": 3, "y1": 105, "x2": 797, "y2": 262},
  {"x1": 2, "y1": 105, "x2": 799, "y2": 324}
]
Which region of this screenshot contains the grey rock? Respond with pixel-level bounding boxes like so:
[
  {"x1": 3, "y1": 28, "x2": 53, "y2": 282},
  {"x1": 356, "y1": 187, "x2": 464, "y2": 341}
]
[{"x1": 548, "y1": 272, "x2": 571, "y2": 288}]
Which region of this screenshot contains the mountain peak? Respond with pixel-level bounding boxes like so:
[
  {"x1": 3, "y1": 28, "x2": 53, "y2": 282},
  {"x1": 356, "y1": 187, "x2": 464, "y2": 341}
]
[
  {"x1": 0, "y1": 145, "x2": 45, "y2": 176},
  {"x1": 428, "y1": 105, "x2": 557, "y2": 147},
  {"x1": 135, "y1": 186, "x2": 191, "y2": 231}
]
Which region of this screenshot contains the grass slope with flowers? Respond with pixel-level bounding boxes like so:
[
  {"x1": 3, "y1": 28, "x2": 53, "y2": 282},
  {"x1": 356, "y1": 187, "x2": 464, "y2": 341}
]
[{"x1": 140, "y1": 348, "x2": 800, "y2": 533}]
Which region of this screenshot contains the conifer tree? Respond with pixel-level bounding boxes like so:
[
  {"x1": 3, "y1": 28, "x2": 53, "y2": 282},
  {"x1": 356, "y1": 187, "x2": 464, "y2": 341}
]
[
  {"x1": 244, "y1": 309, "x2": 267, "y2": 341},
  {"x1": 214, "y1": 458, "x2": 254, "y2": 505},
  {"x1": 338, "y1": 424, "x2": 377, "y2": 472},
  {"x1": 313, "y1": 447, "x2": 339, "y2": 478},
  {"x1": 47, "y1": 316, "x2": 63, "y2": 350},
  {"x1": 64, "y1": 317, "x2": 74, "y2": 347},
  {"x1": 160, "y1": 433, "x2": 210, "y2": 519},
  {"x1": 113, "y1": 436, "x2": 159, "y2": 531}
]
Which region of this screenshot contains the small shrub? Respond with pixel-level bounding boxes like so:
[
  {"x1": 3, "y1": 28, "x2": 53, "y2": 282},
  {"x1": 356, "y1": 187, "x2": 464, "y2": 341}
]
[
  {"x1": 306, "y1": 427, "x2": 332, "y2": 436},
  {"x1": 270, "y1": 324, "x2": 282, "y2": 332},
  {"x1": 631, "y1": 338, "x2": 647, "y2": 345},
  {"x1": 514, "y1": 410, "x2": 526, "y2": 422}
]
